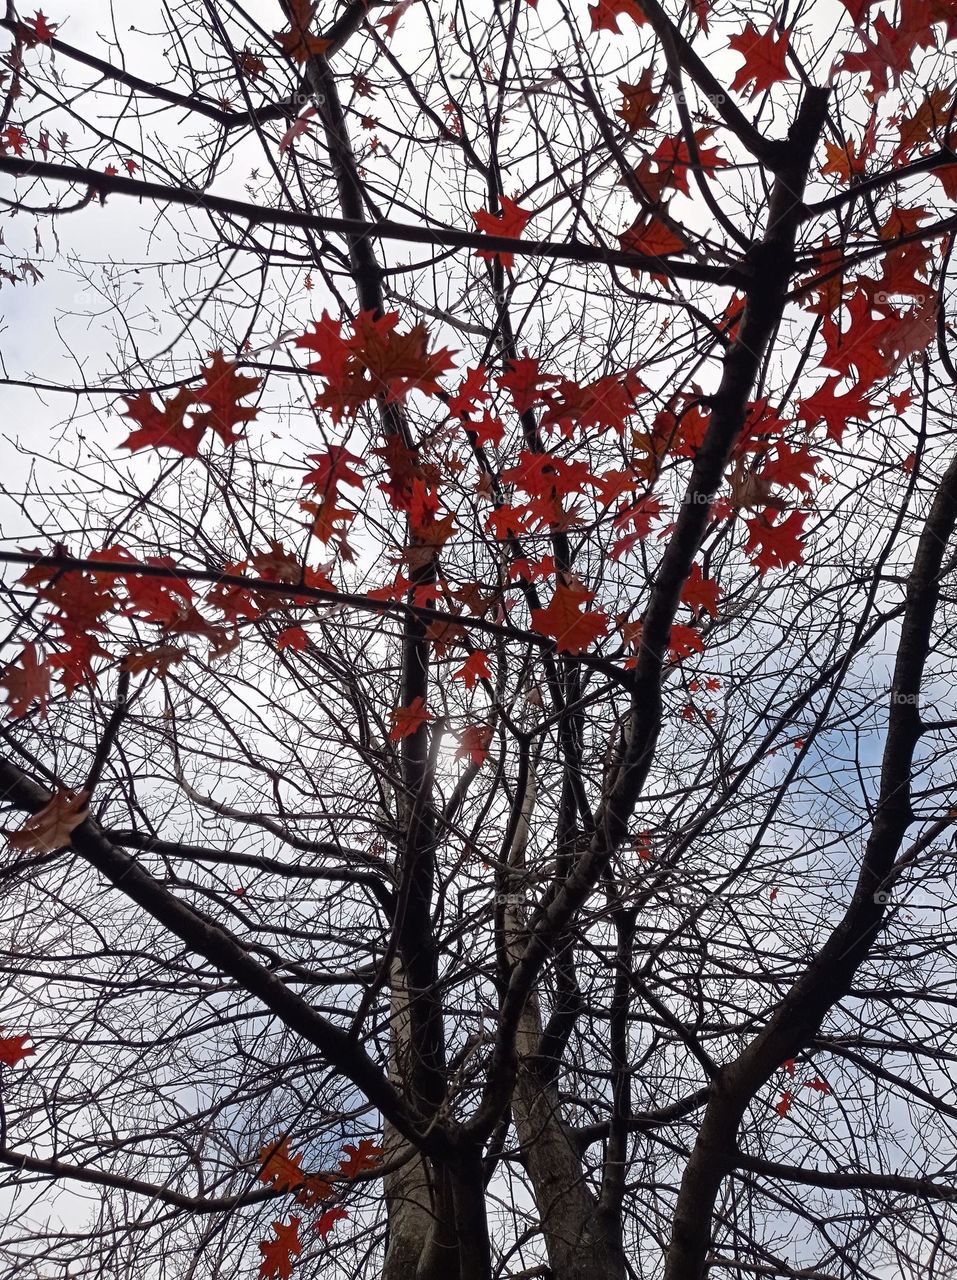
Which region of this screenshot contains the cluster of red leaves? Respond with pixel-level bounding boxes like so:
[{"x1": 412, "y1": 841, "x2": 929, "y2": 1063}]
[
  {"x1": 295, "y1": 310, "x2": 456, "y2": 423},
  {"x1": 256, "y1": 1136, "x2": 383, "y2": 1278},
  {"x1": 1, "y1": 538, "x2": 335, "y2": 715},
  {"x1": 775, "y1": 1059, "x2": 833, "y2": 1118},
  {"x1": 4, "y1": 229, "x2": 943, "y2": 727}
]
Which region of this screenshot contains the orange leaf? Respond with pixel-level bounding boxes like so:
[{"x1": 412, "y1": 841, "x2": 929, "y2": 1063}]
[
  {"x1": 259, "y1": 1217, "x2": 302, "y2": 1280},
  {"x1": 7, "y1": 788, "x2": 89, "y2": 853},
  {"x1": 337, "y1": 1138, "x2": 384, "y2": 1178},
  {"x1": 473, "y1": 196, "x2": 534, "y2": 269},
  {"x1": 728, "y1": 23, "x2": 791, "y2": 97},
  {"x1": 530, "y1": 583, "x2": 608, "y2": 654},
  {"x1": 618, "y1": 212, "x2": 686, "y2": 259},
  {"x1": 273, "y1": 0, "x2": 330, "y2": 62},
  {"x1": 257, "y1": 1137, "x2": 331, "y2": 1207},
  {"x1": 0, "y1": 643, "x2": 50, "y2": 719},
  {"x1": 455, "y1": 724, "x2": 493, "y2": 767},
  {"x1": 454, "y1": 650, "x2": 491, "y2": 689},
  {"x1": 389, "y1": 696, "x2": 432, "y2": 741}
]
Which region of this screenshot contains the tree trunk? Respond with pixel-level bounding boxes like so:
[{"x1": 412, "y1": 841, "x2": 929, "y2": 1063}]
[{"x1": 506, "y1": 775, "x2": 627, "y2": 1280}]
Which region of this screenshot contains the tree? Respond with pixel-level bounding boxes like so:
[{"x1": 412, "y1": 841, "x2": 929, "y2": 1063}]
[{"x1": 0, "y1": 0, "x2": 956, "y2": 1276}]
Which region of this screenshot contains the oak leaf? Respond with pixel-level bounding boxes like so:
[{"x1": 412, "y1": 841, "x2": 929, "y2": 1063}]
[
  {"x1": 120, "y1": 387, "x2": 204, "y2": 456},
  {"x1": 191, "y1": 351, "x2": 261, "y2": 444},
  {"x1": 389, "y1": 697, "x2": 432, "y2": 741},
  {"x1": 618, "y1": 212, "x2": 686, "y2": 259},
  {"x1": 0, "y1": 1033, "x2": 34, "y2": 1066},
  {"x1": 315, "y1": 1206, "x2": 348, "y2": 1239},
  {"x1": 616, "y1": 70, "x2": 657, "y2": 132},
  {"x1": 728, "y1": 23, "x2": 791, "y2": 97},
  {"x1": 472, "y1": 196, "x2": 534, "y2": 269},
  {"x1": 744, "y1": 511, "x2": 807, "y2": 574},
  {"x1": 258, "y1": 1137, "x2": 331, "y2": 1207},
  {"x1": 530, "y1": 583, "x2": 608, "y2": 653},
  {"x1": 454, "y1": 650, "x2": 491, "y2": 689},
  {"x1": 259, "y1": 1217, "x2": 302, "y2": 1280},
  {"x1": 455, "y1": 724, "x2": 493, "y2": 767},
  {"x1": 337, "y1": 1139, "x2": 384, "y2": 1177},
  {"x1": 588, "y1": 0, "x2": 645, "y2": 34},
  {"x1": 274, "y1": 0, "x2": 329, "y2": 62},
  {"x1": 7, "y1": 788, "x2": 89, "y2": 853},
  {"x1": 18, "y1": 11, "x2": 58, "y2": 45},
  {"x1": 0, "y1": 643, "x2": 50, "y2": 718}
]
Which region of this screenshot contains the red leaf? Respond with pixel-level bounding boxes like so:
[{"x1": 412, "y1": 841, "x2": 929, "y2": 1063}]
[
  {"x1": 838, "y1": 0, "x2": 877, "y2": 24},
  {"x1": 651, "y1": 129, "x2": 727, "y2": 197},
  {"x1": 119, "y1": 387, "x2": 204, "y2": 456},
  {"x1": 447, "y1": 365, "x2": 490, "y2": 418},
  {"x1": 315, "y1": 1206, "x2": 348, "y2": 1240},
  {"x1": 797, "y1": 379, "x2": 873, "y2": 442},
  {"x1": 302, "y1": 447, "x2": 365, "y2": 497},
  {"x1": 760, "y1": 442, "x2": 819, "y2": 494},
  {"x1": 1, "y1": 125, "x2": 28, "y2": 156},
  {"x1": 0, "y1": 1032, "x2": 34, "y2": 1066},
  {"x1": 455, "y1": 724, "x2": 493, "y2": 766},
  {"x1": 472, "y1": 196, "x2": 534, "y2": 269},
  {"x1": 588, "y1": 0, "x2": 646, "y2": 34},
  {"x1": 259, "y1": 1218, "x2": 302, "y2": 1280},
  {"x1": 389, "y1": 696, "x2": 432, "y2": 741},
  {"x1": 775, "y1": 1090, "x2": 793, "y2": 1117},
  {"x1": 680, "y1": 564, "x2": 720, "y2": 619},
  {"x1": 454, "y1": 650, "x2": 491, "y2": 689},
  {"x1": 744, "y1": 511, "x2": 807, "y2": 574},
  {"x1": 530, "y1": 582, "x2": 608, "y2": 654},
  {"x1": 805, "y1": 1077, "x2": 832, "y2": 1094},
  {"x1": 0, "y1": 643, "x2": 50, "y2": 719},
  {"x1": 337, "y1": 1138, "x2": 384, "y2": 1178},
  {"x1": 377, "y1": 0, "x2": 416, "y2": 39},
  {"x1": 191, "y1": 351, "x2": 261, "y2": 445},
  {"x1": 668, "y1": 624, "x2": 705, "y2": 661},
  {"x1": 728, "y1": 23, "x2": 791, "y2": 97},
  {"x1": 296, "y1": 312, "x2": 351, "y2": 384},
  {"x1": 278, "y1": 106, "x2": 319, "y2": 153},
  {"x1": 348, "y1": 311, "x2": 457, "y2": 405},
  {"x1": 497, "y1": 353, "x2": 554, "y2": 416},
  {"x1": 18, "y1": 10, "x2": 58, "y2": 44},
  {"x1": 276, "y1": 627, "x2": 310, "y2": 653},
  {"x1": 836, "y1": 11, "x2": 924, "y2": 98}
]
